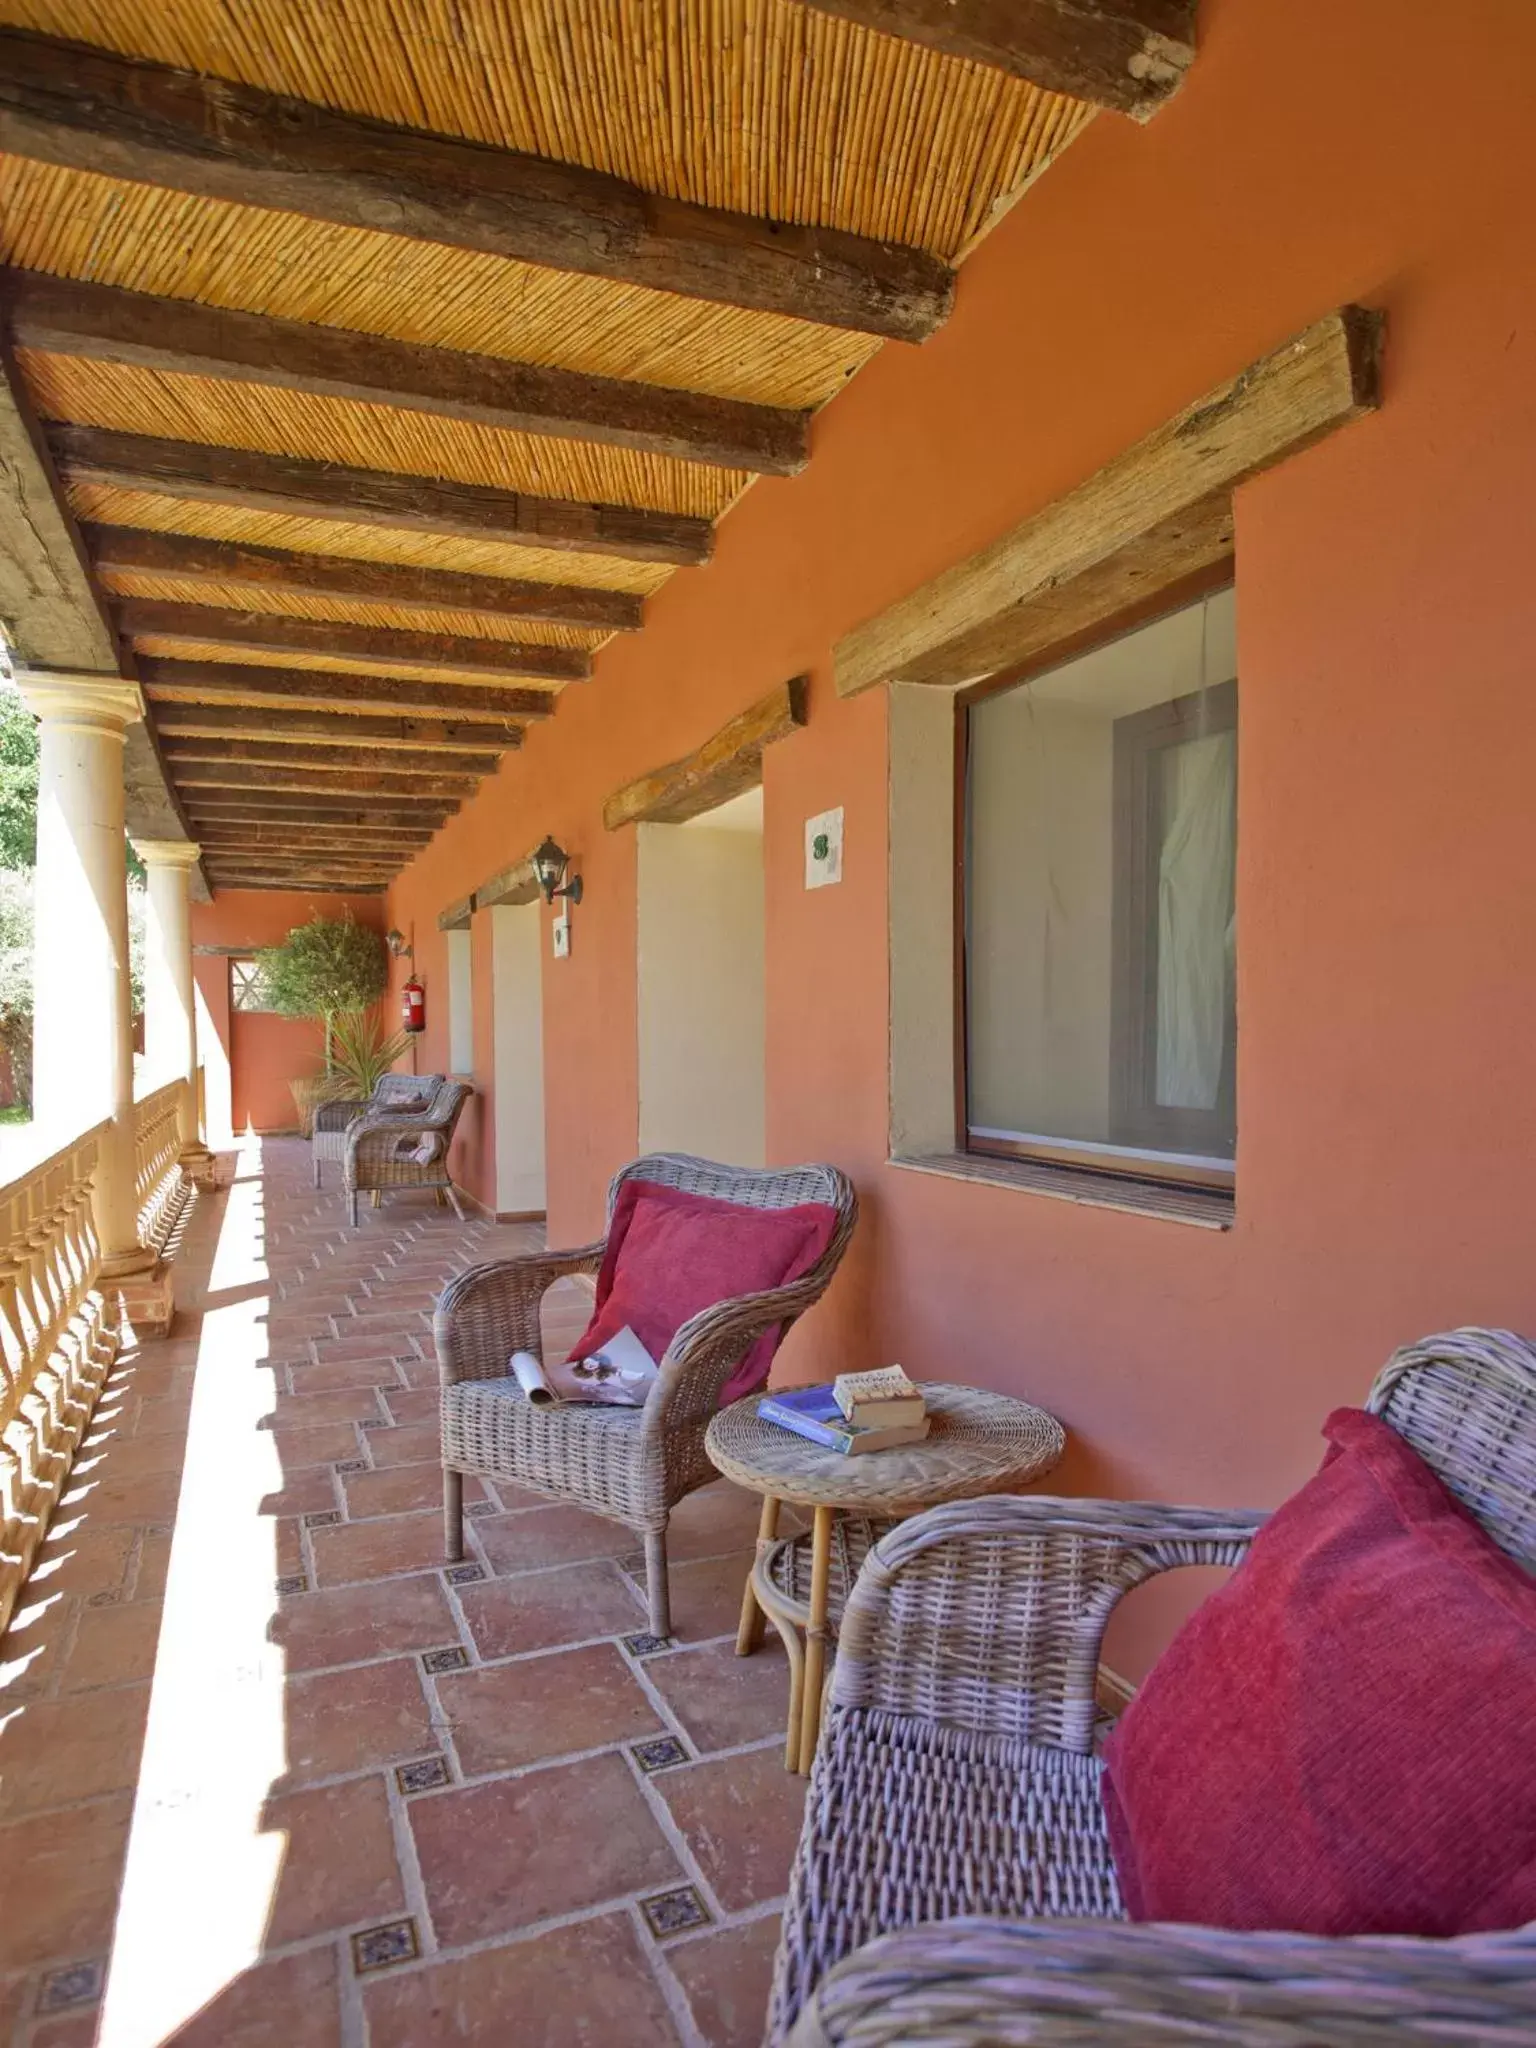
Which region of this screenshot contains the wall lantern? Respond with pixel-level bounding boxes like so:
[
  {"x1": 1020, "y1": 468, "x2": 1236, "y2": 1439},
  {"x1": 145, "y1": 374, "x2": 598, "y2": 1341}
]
[
  {"x1": 385, "y1": 928, "x2": 413, "y2": 960},
  {"x1": 531, "y1": 836, "x2": 584, "y2": 906}
]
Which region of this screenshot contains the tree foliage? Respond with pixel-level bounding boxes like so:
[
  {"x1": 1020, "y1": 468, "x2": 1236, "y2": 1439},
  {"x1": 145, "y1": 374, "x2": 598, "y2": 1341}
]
[
  {"x1": 258, "y1": 913, "x2": 387, "y2": 1070},
  {"x1": 0, "y1": 680, "x2": 39, "y2": 871}
]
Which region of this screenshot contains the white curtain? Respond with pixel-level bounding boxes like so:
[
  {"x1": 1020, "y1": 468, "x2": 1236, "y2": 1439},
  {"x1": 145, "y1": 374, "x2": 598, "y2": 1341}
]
[{"x1": 1155, "y1": 729, "x2": 1236, "y2": 1110}]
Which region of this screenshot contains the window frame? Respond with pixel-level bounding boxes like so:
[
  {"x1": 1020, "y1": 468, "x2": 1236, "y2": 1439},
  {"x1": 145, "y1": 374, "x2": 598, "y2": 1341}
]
[
  {"x1": 228, "y1": 956, "x2": 274, "y2": 1014},
  {"x1": 955, "y1": 578, "x2": 1238, "y2": 1197}
]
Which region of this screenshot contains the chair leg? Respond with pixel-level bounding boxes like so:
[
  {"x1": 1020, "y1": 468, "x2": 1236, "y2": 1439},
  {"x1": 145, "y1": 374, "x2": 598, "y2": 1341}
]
[
  {"x1": 371, "y1": 1189, "x2": 383, "y2": 1209},
  {"x1": 443, "y1": 1468, "x2": 464, "y2": 1563},
  {"x1": 347, "y1": 1190, "x2": 358, "y2": 1226},
  {"x1": 644, "y1": 1525, "x2": 671, "y2": 1639},
  {"x1": 312, "y1": 1155, "x2": 321, "y2": 1188},
  {"x1": 445, "y1": 1181, "x2": 466, "y2": 1221}
]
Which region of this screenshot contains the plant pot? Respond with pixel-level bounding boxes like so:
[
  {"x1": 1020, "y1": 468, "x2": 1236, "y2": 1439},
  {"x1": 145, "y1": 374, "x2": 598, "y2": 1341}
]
[{"x1": 290, "y1": 1075, "x2": 343, "y2": 1137}]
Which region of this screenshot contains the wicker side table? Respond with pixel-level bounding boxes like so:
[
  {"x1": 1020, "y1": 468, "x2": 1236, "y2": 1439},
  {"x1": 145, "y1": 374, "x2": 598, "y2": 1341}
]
[{"x1": 705, "y1": 1383, "x2": 1066, "y2": 1772}]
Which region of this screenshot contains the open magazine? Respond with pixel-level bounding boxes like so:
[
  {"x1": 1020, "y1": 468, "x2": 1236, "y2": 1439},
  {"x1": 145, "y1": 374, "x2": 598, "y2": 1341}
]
[{"x1": 509, "y1": 1324, "x2": 659, "y2": 1408}]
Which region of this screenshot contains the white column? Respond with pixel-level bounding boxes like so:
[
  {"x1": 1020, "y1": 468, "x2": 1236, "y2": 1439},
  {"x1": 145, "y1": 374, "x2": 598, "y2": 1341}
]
[
  {"x1": 134, "y1": 838, "x2": 212, "y2": 1169},
  {"x1": 18, "y1": 668, "x2": 156, "y2": 1278}
]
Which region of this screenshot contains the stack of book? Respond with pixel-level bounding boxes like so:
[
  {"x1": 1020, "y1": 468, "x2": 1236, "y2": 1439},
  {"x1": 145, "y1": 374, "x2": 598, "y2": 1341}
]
[{"x1": 758, "y1": 1366, "x2": 930, "y2": 1456}]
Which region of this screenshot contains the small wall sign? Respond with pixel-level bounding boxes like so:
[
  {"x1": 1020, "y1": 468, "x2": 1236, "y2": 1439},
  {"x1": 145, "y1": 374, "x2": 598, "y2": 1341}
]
[
  {"x1": 551, "y1": 906, "x2": 571, "y2": 957},
  {"x1": 805, "y1": 806, "x2": 844, "y2": 889}
]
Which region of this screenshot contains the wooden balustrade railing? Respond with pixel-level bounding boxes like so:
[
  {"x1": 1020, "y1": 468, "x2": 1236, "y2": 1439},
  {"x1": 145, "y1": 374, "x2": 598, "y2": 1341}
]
[
  {"x1": 134, "y1": 1076, "x2": 190, "y2": 1250},
  {"x1": 0, "y1": 1120, "x2": 116, "y2": 1635}
]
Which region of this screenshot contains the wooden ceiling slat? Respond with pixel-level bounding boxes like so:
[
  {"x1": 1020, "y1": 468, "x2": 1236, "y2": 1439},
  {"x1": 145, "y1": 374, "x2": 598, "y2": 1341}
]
[
  {"x1": 173, "y1": 761, "x2": 478, "y2": 797},
  {"x1": 787, "y1": 1, "x2": 1194, "y2": 119},
  {"x1": 111, "y1": 597, "x2": 589, "y2": 680},
  {"x1": 7, "y1": 270, "x2": 809, "y2": 477},
  {"x1": 186, "y1": 796, "x2": 453, "y2": 826},
  {"x1": 153, "y1": 704, "x2": 521, "y2": 751},
  {"x1": 84, "y1": 527, "x2": 642, "y2": 632},
  {"x1": 51, "y1": 425, "x2": 714, "y2": 567},
  {"x1": 167, "y1": 741, "x2": 494, "y2": 779},
  {"x1": 139, "y1": 657, "x2": 554, "y2": 722},
  {"x1": 0, "y1": 30, "x2": 955, "y2": 342}
]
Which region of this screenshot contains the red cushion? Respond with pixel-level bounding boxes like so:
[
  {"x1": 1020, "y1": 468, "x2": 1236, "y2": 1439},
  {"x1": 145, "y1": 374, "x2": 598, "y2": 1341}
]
[
  {"x1": 1101, "y1": 1407, "x2": 1536, "y2": 1936},
  {"x1": 568, "y1": 1179, "x2": 838, "y2": 1405}
]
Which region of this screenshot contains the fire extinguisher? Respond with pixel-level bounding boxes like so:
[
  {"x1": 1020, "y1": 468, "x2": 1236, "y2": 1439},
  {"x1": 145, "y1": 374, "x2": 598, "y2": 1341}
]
[{"x1": 402, "y1": 977, "x2": 426, "y2": 1035}]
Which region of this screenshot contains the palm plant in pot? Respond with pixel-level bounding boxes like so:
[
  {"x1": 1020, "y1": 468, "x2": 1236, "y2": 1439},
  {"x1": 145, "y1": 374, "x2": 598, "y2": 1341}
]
[{"x1": 256, "y1": 913, "x2": 395, "y2": 1133}]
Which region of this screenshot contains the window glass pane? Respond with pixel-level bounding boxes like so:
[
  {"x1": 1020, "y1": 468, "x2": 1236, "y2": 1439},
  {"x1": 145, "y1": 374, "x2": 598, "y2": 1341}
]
[{"x1": 965, "y1": 588, "x2": 1237, "y2": 1171}]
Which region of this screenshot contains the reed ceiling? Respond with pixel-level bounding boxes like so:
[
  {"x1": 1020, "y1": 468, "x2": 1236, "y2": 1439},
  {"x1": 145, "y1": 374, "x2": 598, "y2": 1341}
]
[{"x1": 0, "y1": 0, "x2": 1131, "y2": 894}]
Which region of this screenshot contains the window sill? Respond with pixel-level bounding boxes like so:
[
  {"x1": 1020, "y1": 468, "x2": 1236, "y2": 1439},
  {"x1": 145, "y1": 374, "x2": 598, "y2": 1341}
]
[{"x1": 888, "y1": 1150, "x2": 1234, "y2": 1231}]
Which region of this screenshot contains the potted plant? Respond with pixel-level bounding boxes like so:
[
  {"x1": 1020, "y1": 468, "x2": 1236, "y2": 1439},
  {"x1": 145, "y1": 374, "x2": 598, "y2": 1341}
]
[
  {"x1": 328, "y1": 1009, "x2": 414, "y2": 1101},
  {"x1": 256, "y1": 914, "x2": 391, "y2": 1133}
]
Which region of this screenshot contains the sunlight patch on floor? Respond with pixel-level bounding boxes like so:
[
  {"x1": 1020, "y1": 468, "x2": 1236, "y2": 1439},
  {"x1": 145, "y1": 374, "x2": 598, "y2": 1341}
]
[{"x1": 98, "y1": 1132, "x2": 288, "y2": 2048}]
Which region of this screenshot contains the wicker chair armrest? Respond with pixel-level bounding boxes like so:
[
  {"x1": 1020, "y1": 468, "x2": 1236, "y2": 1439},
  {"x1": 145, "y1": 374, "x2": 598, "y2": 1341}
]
[
  {"x1": 788, "y1": 1916, "x2": 1536, "y2": 2048},
  {"x1": 433, "y1": 1244, "x2": 606, "y2": 1385},
  {"x1": 312, "y1": 1096, "x2": 369, "y2": 1133},
  {"x1": 829, "y1": 1493, "x2": 1266, "y2": 1751},
  {"x1": 642, "y1": 1275, "x2": 836, "y2": 1441},
  {"x1": 344, "y1": 1114, "x2": 438, "y2": 1168}
]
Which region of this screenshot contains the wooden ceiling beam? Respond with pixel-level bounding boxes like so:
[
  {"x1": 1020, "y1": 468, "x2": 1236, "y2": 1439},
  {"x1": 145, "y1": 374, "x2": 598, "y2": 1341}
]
[
  {"x1": 788, "y1": 1, "x2": 1194, "y2": 119},
  {"x1": 174, "y1": 763, "x2": 476, "y2": 799},
  {"x1": 0, "y1": 30, "x2": 952, "y2": 344},
  {"x1": 50, "y1": 425, "x2": 713, "y2": 567},
  {"x1": 199, "y1": 835, "x2": 432, "y2": 855},
  {"x1": 151, "y1": 702, "x2": 521, "y2": 751},
  {"x1": 208, "y1": 878, "x2": 388, "y2": 895},
  {"x1": 111, "y1": 596, "x2": 591, "y2": 680},
  {"x1": 187, "y1": 797, "x2": 453, "y2": 827},
  {"x1": 83, "y1": 526, "x2": 642, "y2": 632},
  {"x1": 139, "y1": 657, "x2": 555, "y2": 723},
  {"x1": 167, "y1": 744, "x2": 493, "y2": 783},
  {"x1": 604, "y1": 676, "x2": 807, "y2": 828},
  {"x1": 9, "y1": 271, "x2": 808, "y2": 477}
]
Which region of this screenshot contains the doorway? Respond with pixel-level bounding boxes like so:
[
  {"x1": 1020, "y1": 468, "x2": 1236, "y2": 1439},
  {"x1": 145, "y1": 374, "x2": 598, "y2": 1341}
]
[
  {"x1": 636, "y1": 785, "x2": 766, "y2": 1166},
  {"x1": 490, "y1": 899, "x2": 546, "y2": 1217}
]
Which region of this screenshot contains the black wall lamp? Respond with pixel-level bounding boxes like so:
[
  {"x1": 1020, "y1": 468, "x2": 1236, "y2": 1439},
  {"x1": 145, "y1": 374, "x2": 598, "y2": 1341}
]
[{"x1": 531, "y1": 836, "x2": 583, "y2": 906}]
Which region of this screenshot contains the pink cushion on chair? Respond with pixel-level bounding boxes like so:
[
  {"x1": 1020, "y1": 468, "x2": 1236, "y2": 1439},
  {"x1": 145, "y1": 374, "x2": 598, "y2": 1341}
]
[
  {"x1": 1101, "y1": 1407, "x2": 1536, "y2": 1937},
  {"x1": 568, "y1": 1179, "x2": 838, "y2": 1405}
]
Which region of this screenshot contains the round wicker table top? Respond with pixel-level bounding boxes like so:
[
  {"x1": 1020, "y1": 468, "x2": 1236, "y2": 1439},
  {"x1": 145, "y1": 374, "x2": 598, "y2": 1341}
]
[{"x1": 706, "y1": 1381, "x2": 1065, "y2": 1515}]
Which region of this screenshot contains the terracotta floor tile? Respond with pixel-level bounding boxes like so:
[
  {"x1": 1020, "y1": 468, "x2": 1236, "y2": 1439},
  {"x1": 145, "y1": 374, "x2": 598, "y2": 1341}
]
[
  {"x1": 0, "y1": 1683, "x2": 151, "y2": 1819},
  {"x1": 271, "y1": 1572, "x2": 460, "y2": 1674},
  {"x1": 56, "y1": 1467, "x2": 181, "y2": 1526},
  {"x1": 437, "y1": 1642, "x2": 662, "y2": 1774},
  {"x1": 363, "y1": 1418, "x2": 442, "y2": 1465},
  {"x1": 267, "y1": 1386, "x2": 389, "y2": 1430},
  {"x1": 654, "y1": 1746, "x2": 806, "y2": 1912},
  {"x1": 73, "y1": 1429, "x2": 186, "y2": 1482},
  {"x1": 667, "y1": 1914, "x2": 783, "y2": 2048},
  {"x1": 280, "y1": 1657, "x2": 437, "y2": 1786},
  {"x1": 364, "y1": 1914, "x2": 681, "y2": 2047},
  {"x1": 59, "y1": 1598, "x2": 165, "y2": 1692},
  {"x1": 262, "y1": 1464, "x2": 341, "y2": 1517},
  {"x1": 342, "y1": 1461, "x2": 482, "y2": 1520},
  {"x1": 287, "y1": 1355, "x2": 406, "y2": 1395},
  {"x1": 311, "y1": 1334, "x2": 420, "y2": 1364},
  {"x1": 23, "y1": 1523, "x2": 136, "y2": 1603},
  {"x1": 0, "y1": 1794, "x2": 133, "y2": 1966},
  {"x1": 163, "y1": 1944, "x2": 341, "y2": 2047},
  {"x1": 665, "y1": 1482, "x2": 775, "y2": 1564},
  {"x1": 262, "y1": 1774, "x2": 405, "y2": 1946},
  {"x1": 410, "y1": 1753, "x2": 681, "y2": 1945},
  {"x1": 457, "y1": 1560, "x2": 644, "y2": 1660},
  {"x1": 130, "y1": 1527, "x2": 174, "y2": 1600},
  {"x1": 130, "y1": 1389, "x2": 197, "y2": 1435},
  {"x1": 474, "y1": 1503, "x2": 634, "y2": 1576},
  {"x1": 653, "y1": 1551, "x2": 757, "y2": 1643},
  {"x1": 261, "y1": 1420, "x2": 362, "y2": 1467},
  {"x1": 29, "y1": 2009, "x2": 99, "y2": 2046},
  {"x1": 308, "y1": 1512, "x2": 448, "y2": 1588},
  {"x1": 647, "y1": 1638, "x2": 791, "y2": 1753}
]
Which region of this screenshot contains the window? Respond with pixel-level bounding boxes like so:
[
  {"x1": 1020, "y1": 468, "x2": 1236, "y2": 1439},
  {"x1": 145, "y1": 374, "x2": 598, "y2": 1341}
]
[
  {"x1": 962, "y1": 588, "x2": 1237, "y2": 1189},
  {"x1": 229, "y1": 957, "x2": 275, "y2": 1013}
]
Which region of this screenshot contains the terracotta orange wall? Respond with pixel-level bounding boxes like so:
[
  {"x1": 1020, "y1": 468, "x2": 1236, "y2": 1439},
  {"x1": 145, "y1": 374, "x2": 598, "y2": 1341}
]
[
  {"x1": 191, "y1": 890, "x2": 388, "y2": 1138},
  {"x1": 385, "y1": 0, "x2": 1536, "y2": 1668}
]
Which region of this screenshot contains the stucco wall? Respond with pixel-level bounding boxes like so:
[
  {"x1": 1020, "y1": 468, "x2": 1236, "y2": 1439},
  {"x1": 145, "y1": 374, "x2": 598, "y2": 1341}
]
[{"x1": 179, "y1": 0, "x2": 1536, "y2": 1672}]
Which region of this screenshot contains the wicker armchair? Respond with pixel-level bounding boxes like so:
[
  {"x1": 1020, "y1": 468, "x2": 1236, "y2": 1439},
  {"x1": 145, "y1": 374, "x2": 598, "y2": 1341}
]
[
  {"x1": 311, "y1": 1073, "x2": 444, "y2": 1188},
  {"x1": 434, "y1": 1153, "x2": 858, "y2": 1636},
  {"x1": 771, "y1": 1327, "x2": 1536, "y2": 2047},
  {"x1": 343, "y1": 1077, "x2": 471, "y2": 1225}
]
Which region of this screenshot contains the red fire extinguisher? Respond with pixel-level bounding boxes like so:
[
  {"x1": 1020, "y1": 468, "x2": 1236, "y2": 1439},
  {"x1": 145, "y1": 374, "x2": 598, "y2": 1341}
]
[{"x1": 402, "y1": 977, "x2": 426, "y2": 1035}]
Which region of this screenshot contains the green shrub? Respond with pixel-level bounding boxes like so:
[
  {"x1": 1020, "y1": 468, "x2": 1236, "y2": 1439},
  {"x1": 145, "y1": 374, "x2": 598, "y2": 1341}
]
[{"x1": 257, "y1": 913, "x2": 387, "y2": 1071}]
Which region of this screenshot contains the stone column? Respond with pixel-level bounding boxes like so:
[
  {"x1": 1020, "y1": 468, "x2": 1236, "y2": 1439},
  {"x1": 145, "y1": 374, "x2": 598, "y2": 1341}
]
[
  {"x1": 17, "y1": 669, "x2": 158, "y2": 1285},
  {"x1": 134, "y1": 838, "x2": 214, "y2": 1178}
]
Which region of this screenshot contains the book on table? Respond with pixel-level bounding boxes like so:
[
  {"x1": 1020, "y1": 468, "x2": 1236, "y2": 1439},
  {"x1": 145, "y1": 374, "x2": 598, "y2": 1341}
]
[
  {"x1": 758, "y1": 1382, "x2": 931, "y2": 1455},
  {"x1": 832, "y1": 1365, "x2": 926, "y2": 1429}
]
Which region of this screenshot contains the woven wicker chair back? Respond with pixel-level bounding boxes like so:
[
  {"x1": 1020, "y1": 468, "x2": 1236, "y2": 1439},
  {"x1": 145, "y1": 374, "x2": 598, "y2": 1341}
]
[
  {"x1": 1364, "y1": 1326, "x2": 1536, "y2": 1566},
  {"x1": 375, "y1": 1073, "x2": 444, "y2": 1107},
  {"x1": 608, "y1": 1151, "x2": 847, "y2": 1225}
]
